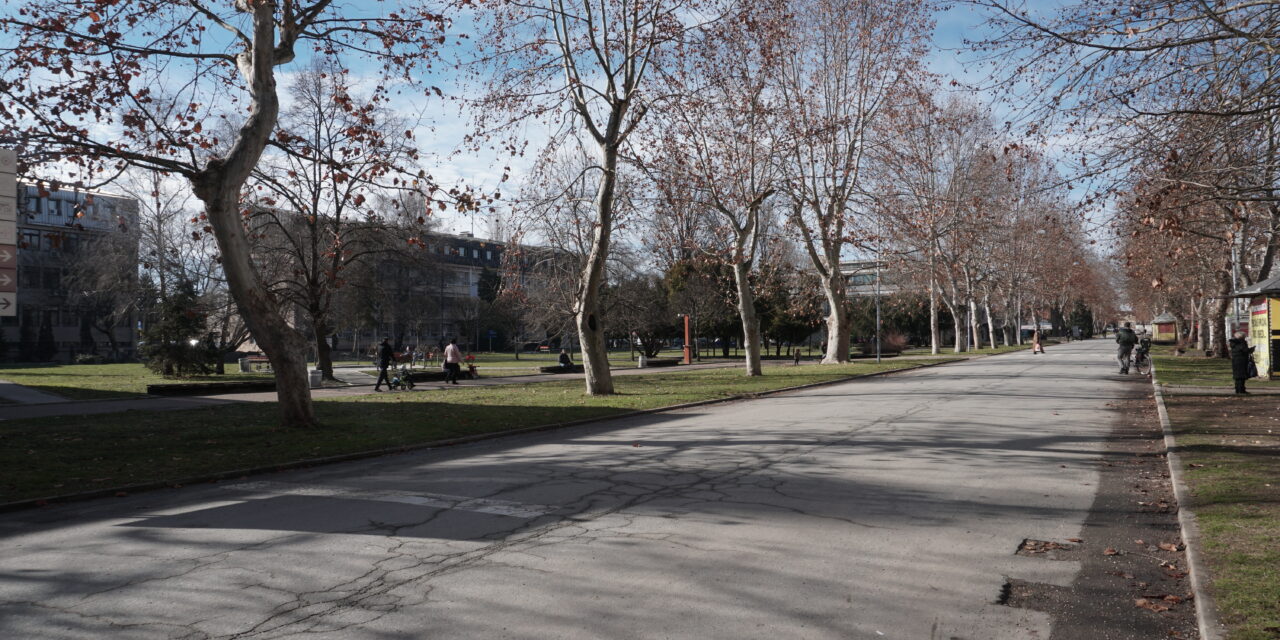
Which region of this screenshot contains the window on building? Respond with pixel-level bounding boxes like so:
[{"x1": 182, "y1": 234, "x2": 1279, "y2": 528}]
[
  {"x1": 43, "y1": 267, "x2": 63, "y2": 290},
  {"x1": 18, "y1": 266, "x2": 40, "y2": 288},
  {"x1": 20, "y1": 230, "x2": 40, "y2": 250},
  {"x1": 471, "y1": 248, "x2": 479, "y2": 258},
  {"x1": 485, "y1": 250, "x2": 492, "y2": 260}
]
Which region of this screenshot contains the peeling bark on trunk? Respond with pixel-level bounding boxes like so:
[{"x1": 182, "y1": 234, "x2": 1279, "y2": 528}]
[
  {"x1": 820, "y1": 270, "x2": 850, "y2": 364},
  {"x1": 733, "y1": 261, "x2": 762, "y2": 376},
  {"x1": 984, "y1": 296, "x2": 997, "y2": 347},
  {"x1": 929, "y1": 272, "x2": 940, "y2": 355},
  {"x1": 189, "y1": 3, "x2": 315, "y2": 428},
  {"x1": 1211, "y1": 269, "x2": 1233, "y2": 358},
  {"x1": 575, "y1": 144, "x2": 618, "y2": 396}
]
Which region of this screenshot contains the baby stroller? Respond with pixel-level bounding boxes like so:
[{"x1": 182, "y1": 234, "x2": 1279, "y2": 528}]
[{"x1": 388, "y1": 363, "x2": 415, "y2": 390}]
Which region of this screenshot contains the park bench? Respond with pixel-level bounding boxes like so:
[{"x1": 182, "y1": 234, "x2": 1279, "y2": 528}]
[
  {"x1": 238, "y1": 356, "x2": 272, "y2": 373},
  {"x1": 643, "y1": 357, "x2": 681, "y2": 367}
]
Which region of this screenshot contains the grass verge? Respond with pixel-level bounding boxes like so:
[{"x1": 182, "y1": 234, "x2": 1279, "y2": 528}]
[
  {"x1": 0, "y1": 358, "x2": 956, "y2": 505},
  {"x1": 1152, "y1": 345, "x2": 1280, "y2": 389},
  {"x1": 1155, "y1": 361, "x2": 1280, "y2": 639},
  {"x1": 0, "y1": 363, "x2": 273, "y2": 401}
]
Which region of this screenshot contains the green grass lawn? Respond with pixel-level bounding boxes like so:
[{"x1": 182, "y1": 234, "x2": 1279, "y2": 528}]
[
  {"x1": 1154, "y1": 353, "x2": 1280, "y2": 639},
  {"x1": 0, "y1": 358, "x2": 958, "y2": 504},
  {"x1": 1153, "y1": 346, "x2": 1280, "y2": 388},
  {"x1": 0, "y1": 363, "x2": 273, "y2": 401}
]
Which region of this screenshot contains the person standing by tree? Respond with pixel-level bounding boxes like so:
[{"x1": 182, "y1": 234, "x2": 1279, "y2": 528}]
[
  {"x1": 374, "y1": 337, "x2": 394, "y2": 392},
  {"x1": 1229, "y1": 331, "x2": 1256, "y2": 395},
  {"x1": 444, "y1": 338, "x2": 463, "y2": 385}
]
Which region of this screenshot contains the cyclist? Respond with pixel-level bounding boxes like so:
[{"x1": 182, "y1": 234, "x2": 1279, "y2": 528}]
[{"x1": 1115, "y1": 322, "x2": 1138, "y2": 374}]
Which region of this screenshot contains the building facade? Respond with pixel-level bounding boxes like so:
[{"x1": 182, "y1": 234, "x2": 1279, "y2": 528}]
[{"x1": 10, "y1": 180, "x2": 139, "y2": 362}]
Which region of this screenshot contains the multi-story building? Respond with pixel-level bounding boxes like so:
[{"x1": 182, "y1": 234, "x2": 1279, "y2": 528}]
[{"x1": 9, "y1": 181, "x2": 139, "y2": 362}]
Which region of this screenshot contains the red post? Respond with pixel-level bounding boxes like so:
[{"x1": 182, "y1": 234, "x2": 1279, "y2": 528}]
[{"x1": 682, "y1": 314, "x2": 692, "y2": 364}]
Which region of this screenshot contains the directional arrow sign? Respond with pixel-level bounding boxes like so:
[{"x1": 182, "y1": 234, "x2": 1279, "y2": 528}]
[
  {"x1": 0, "y1": 268, "x2": 14, "y2": 292},
  {"x1": 0, "y1": 292, "x2": 15, "y2": 317},
  {"x1": 0, "y1": 245, "x2": 13, "y2": 267}
]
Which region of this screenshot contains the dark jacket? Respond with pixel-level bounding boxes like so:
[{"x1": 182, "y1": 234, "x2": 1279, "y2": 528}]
[
  {"x1": 377, "y1": 342, "x2": 394, "y2": 368},
  {"x1": 1115, "y1": 328, "x2": 1137, "y2": 347},
  {"x1": 559, "y1": 352, "x2": 572, "y2": 367},
  {"x1": 1229, "y1": 337, "x2": 1255, "y2": 378}
]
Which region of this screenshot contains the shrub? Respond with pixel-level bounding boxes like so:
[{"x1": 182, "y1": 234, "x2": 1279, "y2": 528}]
[{"x1": 74, "y1": 353, "x2": 106, "y2": 365}]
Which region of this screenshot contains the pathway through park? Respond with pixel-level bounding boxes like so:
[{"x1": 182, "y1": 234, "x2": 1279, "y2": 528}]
[{"x1": 0, "y1": 340, "x2": 1152, "y2": 639}]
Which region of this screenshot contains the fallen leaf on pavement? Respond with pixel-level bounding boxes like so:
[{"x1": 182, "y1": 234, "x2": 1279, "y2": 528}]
[
  {"x1": 1104, "y1": 547, "x2": 1120, "y2": 556},
  {"x1": 1067, "y1": 537, "x2": 1083, "y2": 543},
  {"x1": 1136, "y1": 598, "x2": 1171, "y2": 613},
  {"x1": 1159, "y1": 542, "x2": 1181, "y2": 552}
]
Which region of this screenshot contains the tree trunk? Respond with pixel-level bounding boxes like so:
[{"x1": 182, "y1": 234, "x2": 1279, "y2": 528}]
[
  {"x1": 1211, "y1": 271, "x2": 1233, "y2": 358},
  {"x1": 820, "y1": 271, "x2": 850, "y2": 364},
  {"x1": 969, "y1": 296, "x2": 981, "y2": 350},
  {"x1": 945, "y1": 299, "x2": 963, "y2": 353},
  {"x1": 732, "y1": 261, "x2": 762, "y2": 376},
  {"x1": 929, "y1": 273, "x2": 940, "y2": 355},
  {"x1": 314, "y1": 320, "x2": 335, "y2": 381},
  {"x1": 984, "y1": 296, "x2": 998, "y2": 348},
  {"x1": 187, "y1": 3, "x2": 315, "y2": 428},
  {"x1": 574, "y1": 144, "x2": 619, "y2": 395}
]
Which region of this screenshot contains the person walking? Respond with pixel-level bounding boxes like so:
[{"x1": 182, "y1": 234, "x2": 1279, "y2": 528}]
[
  {"x1": 374, "y1": 336, "x2": 393, "y2": 392},
  {"x1": 443, "y1": 337, "x2": 463, "y2": 385},
  {"x1": 1115, "y1": 322, "x2": 1138, "y2": 373},
  {"x1": 1229, "y1": 331, "x2": 1256, "y2": 394},
  {"x1": 1031, "y1": 329, "x2": 1045, "y2": 354}
]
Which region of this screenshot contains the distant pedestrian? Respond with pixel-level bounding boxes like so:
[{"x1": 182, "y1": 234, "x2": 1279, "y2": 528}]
[
  {"x1": 1229, "y1": 331, "x2": 1256, "y2": 395},
  {"x1": 1031, "y1": 330, "x2": 1045, "y2": 354},
  {"x1": 558, "y1": 348, "x2": 573, "y2": 372},
  {"x1": 444, "y1": 338, "x2": 463, "y2": 385},
  {"x1": 374, "y1": 337, "x2": 393, "y2": 392}
]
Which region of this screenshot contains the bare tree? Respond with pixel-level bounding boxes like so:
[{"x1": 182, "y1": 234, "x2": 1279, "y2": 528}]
[
  {"x1": 472, "y1": 0, "x2": 720, "y2": 394},
  {"x1": 643, "y1": 1, "x2": 785, "y2": 375},
  {"x1": 772, "y1": 0, "x2": 932, "y2": 363},
  {"x1": 1, "y1": 1, "x2": 450, "y2": 427},
  {"x1": 248, "y1": 64, "x2": 424, "y2": 380}
]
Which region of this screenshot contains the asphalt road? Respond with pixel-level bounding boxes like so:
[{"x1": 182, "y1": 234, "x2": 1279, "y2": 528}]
[{"x1": 0, "y1": 340, "x2": 1139, "y2": 639}]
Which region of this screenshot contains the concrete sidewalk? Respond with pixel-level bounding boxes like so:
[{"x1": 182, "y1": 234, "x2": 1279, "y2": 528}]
[{"x1": 0, "y1": 340, "x2": 1162, "y2": 639}]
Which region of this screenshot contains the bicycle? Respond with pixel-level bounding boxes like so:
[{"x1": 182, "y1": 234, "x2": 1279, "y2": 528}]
[{"x1": 1133, "y1": 348, "x2": 1151, "y2": 375}]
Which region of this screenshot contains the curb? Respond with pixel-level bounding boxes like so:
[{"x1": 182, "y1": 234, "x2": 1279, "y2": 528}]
[
  {"x1": 1149, "y1": 363, "x2": 1226, "y2": 640},
  {"x1": 0, "y1": 358, "x2": 964, "y2": 514}
]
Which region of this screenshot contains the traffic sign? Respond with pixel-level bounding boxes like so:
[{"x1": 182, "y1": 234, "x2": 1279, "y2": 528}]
[
  {"x1": 0, "y1": 268, "x2": 14, "y2": 293},
  {"x1": 0, "y1": 245, "x2": 14, "y2": 268},
  {"x1": 0, "y1": 292, "x2": 14, "y2": 317}
]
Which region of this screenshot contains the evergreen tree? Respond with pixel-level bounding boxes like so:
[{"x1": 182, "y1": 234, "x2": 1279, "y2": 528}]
[{"x1": 140, "y1": 280, "x2": 216, "y2": 376}]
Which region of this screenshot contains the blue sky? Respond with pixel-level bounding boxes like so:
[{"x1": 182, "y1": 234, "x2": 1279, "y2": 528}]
[{"x1": 1, "y1": 1, "x2": 1090, "y2": 238}]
